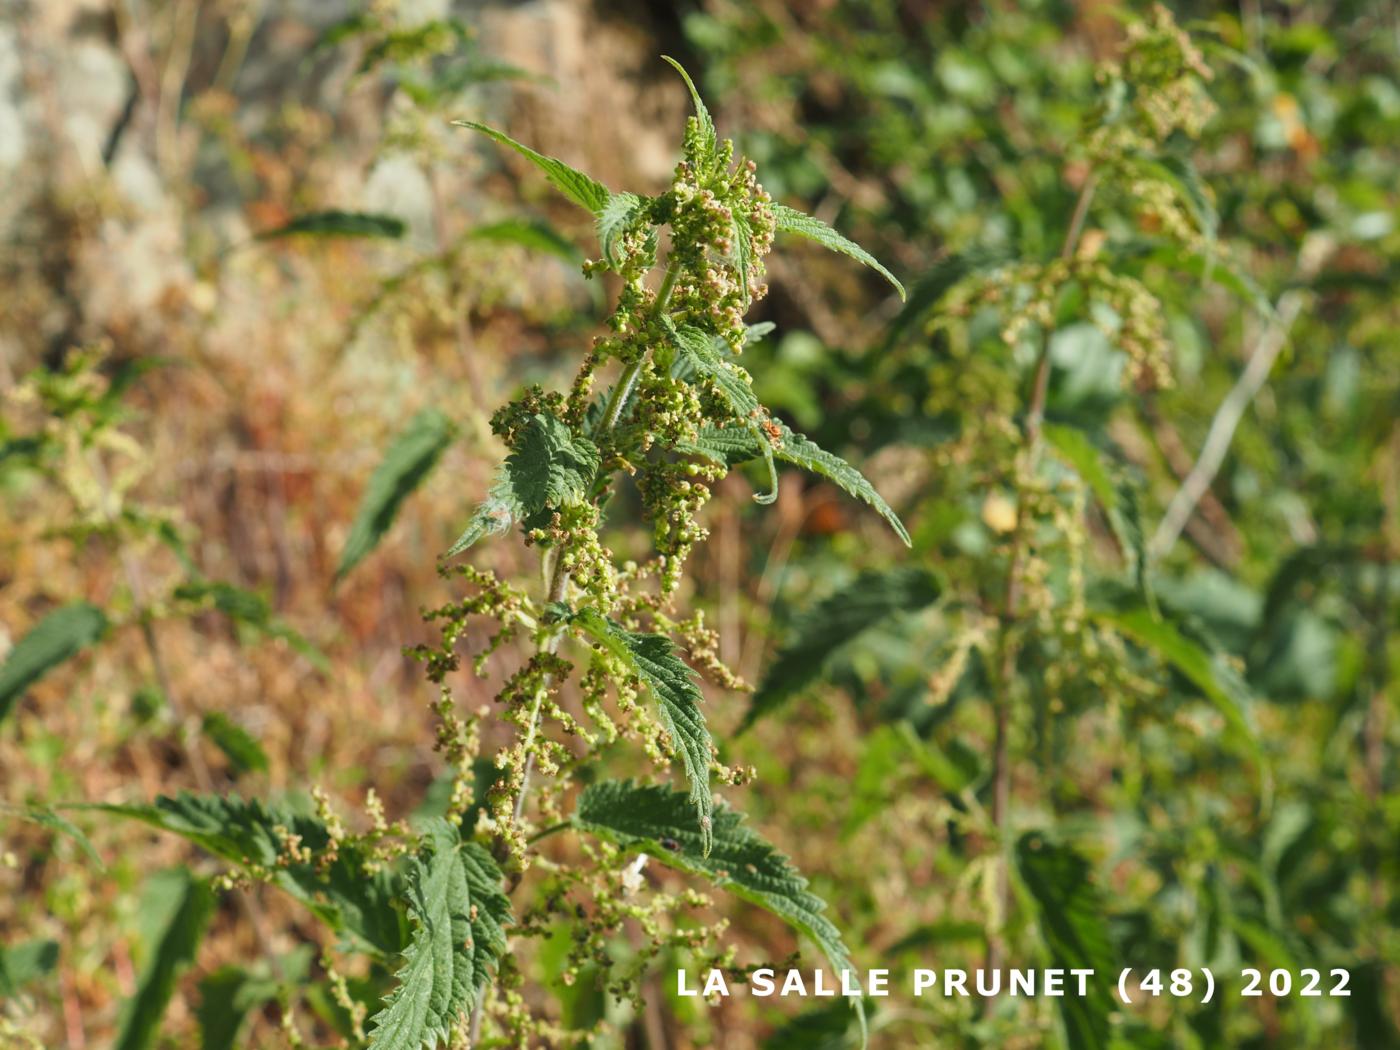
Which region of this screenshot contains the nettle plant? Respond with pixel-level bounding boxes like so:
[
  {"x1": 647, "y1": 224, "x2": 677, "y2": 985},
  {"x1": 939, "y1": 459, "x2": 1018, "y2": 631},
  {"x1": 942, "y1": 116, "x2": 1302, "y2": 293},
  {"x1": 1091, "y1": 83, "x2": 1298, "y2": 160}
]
[
  {"x1": 412, "y1": 59, "x2": 907, "y2": 1045},
  {"x1": 12, "y1": 61, "x2": 904, "y2": 1049}
]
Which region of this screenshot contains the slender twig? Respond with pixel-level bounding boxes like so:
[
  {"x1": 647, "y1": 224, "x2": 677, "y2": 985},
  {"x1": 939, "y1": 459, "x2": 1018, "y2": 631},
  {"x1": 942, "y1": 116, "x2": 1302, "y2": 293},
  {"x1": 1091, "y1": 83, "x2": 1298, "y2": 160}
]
[
  {"x1": 1149, "y1": 290, "x2": 1305, "y2": 560},
  {"x1": 985, "y1": 175, "x2": 1097, "y2": 987},
  {"x1": 526, "y1": 820, "x2": 572, "y2": 845}
]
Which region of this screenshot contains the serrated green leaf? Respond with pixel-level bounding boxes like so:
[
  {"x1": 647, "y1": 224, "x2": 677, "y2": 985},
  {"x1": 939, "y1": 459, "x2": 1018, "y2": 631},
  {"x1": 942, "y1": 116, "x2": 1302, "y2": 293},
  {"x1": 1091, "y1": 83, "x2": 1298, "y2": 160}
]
[
  {"x1": 88, "y1": 793, "x2": 407, "y2": 955},
  {"x1": 257, "y1": 210, "x2": 406, "y2": 240},
  {"x1": 0, "y1": 602, "x2": 108, "y2": 723},
  {"x1": 445, "y1": 469, "x2": 520, "y2": 558},
  {"x1": 506, "y1": 414, "x2": 600, "y2": 516},
  {"x1": 596, "y1": 192, "x2": 646, "y2": 267},
  {"x1": 115, "y1": 868, "x2": 216, "y2": 1050},
  {"x1": 368, "y1": 819, "x2": 509, "y2": 1050},
  {"x1": 1017, "y1": 834, "x2": 1116, "y2": 1050},
  {"x1": 574, "y1": 781, "x2": 864, "y2": 1042},
  {"x1": 670, "y1": 415, "x2": 906, "y2": 538},
  {"x1": 338, "y1": 408, "x2": 456, "y2": 580},
  {"x1": 201, "y1": 712, "x2": 268, "y2": 776},
  {"x1": 770, "y1": 203, "x2": 904, "y2": 299},
  {"x1": 570, "y1": 610, "x2": 715, "y2": 855},
  {"x1": 468, "y1": 218, "x2": 582, "y2": 263},
  {"x1": 455, "y1": 121, "x2": 611, "y2": 214},
  {"x1": 0, "y1": 938, "x2": 59, "y2": 998},
  {"x1": 745, "y1": 568, "x2": 942, "y2": 730},
  {"x1": 674, "y1": 423, "x2": 764, "y2": 466},
  {"x1": 669, "y1": 322, "x2": 763, "y2": 418},
  {"x1": 771, "y1": 423, "x2": 910, "y2": 546},
  {"x1": 662, "y1": 56, "x2": 717, "y2": 162},
  {"x1": 745, "y1": 321, "x2": 776, "y2": 344},
  {"x1": 667, "y1": 322, "x2": 778, "y2": 503},
  {"x1": 198, "y1": 966, "x2": 281, "y2": 1050},
  {"x1": 1098, "y1": 606, "x2": 1259, "y2": 760}
]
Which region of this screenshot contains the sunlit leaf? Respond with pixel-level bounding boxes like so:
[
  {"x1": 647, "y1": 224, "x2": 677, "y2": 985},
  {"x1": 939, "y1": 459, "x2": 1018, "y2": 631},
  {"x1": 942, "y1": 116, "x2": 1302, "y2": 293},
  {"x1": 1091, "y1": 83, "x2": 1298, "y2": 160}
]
[
  {"x1": 506, "y1": 414, "x2": 600, "y2": 516},
  {"x1": 368, "y1": 820, "x2": 510, "y2": 1050},
  {"x1": 771, "y1": 423, "x2": 910, "y2": 546},
  {"x1": 444, "y1": 469, "x2": 520, "y2": 558},
  {"x1": 570, "y1": 609, "x2": 715, "y2": 855},
  {"x1": 575, "y1": 781, "x2": 865, "y2": 1044},
  {"x1": 455, "y1": 121, "x2": 611, "y2": 214},
  {"x1": 771, "y1": 204, "x2": 904, "y2": 299},
  {"x1": 662, "y1": 56, "x2": 717, "y2": 164}
]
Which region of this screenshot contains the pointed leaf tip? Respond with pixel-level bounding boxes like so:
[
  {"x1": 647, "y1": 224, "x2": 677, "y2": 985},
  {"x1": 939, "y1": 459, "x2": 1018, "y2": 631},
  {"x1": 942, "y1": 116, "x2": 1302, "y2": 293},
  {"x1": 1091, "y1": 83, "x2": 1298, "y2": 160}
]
[
  {"x1": 771, "y1": 203, "x2": 905, "y2": 300},
  {"x1": 455, "y1": 120, "x2": 611, "y2": 215},
  {"x1": 660, "y1": 55, "x2": 716, "y2": 155}
]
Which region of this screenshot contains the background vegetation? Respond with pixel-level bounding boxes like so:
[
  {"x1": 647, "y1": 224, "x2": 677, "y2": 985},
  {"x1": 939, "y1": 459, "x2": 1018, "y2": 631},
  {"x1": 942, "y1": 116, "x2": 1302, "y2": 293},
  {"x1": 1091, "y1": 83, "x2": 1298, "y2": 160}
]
[{"x1": 2, "y1": 1, "x2": 1396, "y2": 1047}]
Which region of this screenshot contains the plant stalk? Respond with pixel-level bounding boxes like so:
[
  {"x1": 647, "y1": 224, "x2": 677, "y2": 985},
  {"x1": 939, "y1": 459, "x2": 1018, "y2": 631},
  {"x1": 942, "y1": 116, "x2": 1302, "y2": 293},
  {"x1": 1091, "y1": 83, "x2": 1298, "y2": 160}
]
[
  {"x1": 509, "y1": 254, "x2": 684, "y2": 831},
  {"x1": 985, "y1": 175, "x2": 1097, "y2": 990},
  {"x1": 472, "y1": 249, "x2": 685, "y2": 1047}
]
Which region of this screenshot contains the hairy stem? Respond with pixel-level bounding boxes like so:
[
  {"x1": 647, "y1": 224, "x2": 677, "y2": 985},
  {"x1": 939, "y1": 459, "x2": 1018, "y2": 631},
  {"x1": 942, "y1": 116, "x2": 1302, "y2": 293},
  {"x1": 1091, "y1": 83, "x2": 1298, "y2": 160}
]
[
  {"x1": 598, "y1": 256, "x2": 683, "y2": 435},
  {"x1": 985, "y1": 174, "x2": 1097, "y2": 989},
  {"x1": 510, "y1": 253, "x2": 685, "y2": 831}
]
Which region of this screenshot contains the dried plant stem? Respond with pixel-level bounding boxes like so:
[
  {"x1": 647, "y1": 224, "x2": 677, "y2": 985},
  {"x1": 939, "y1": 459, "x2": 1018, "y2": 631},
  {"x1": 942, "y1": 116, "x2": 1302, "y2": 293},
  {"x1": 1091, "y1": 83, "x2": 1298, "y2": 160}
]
[{"x1": 1149, "y1": 290, "x2": 1306, "y2": 560}]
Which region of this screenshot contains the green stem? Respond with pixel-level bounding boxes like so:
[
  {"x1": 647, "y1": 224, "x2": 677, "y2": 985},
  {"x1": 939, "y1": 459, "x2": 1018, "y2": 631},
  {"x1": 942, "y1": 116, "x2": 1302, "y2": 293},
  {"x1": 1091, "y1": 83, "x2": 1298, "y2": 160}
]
[
  {"x1": 596, "y1": 255, "x2": 683, "y2": 437},
  {"x1": 526, "y1": 820, "x2": 572, "y2": 845},
  {"x1": 477, "y1": 247, "x2": 686, "y2": 1048}
]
